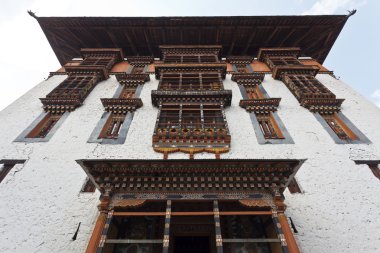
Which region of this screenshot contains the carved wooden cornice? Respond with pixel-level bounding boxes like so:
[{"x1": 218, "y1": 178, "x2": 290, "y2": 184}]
[
  {"x1": 115, "y1": 73, "x2": 150, "y2": 86},
  {"x1": 226, "y1": 56, "x2": 254, "y2": 64},
  {"x1": 155, "y1": 63, "x2": 227, "y2": 79},
  {"x1": 101, "y1": 98, "x2": 143, "y2": 113},
  {"x1": 64, "y1": 65, "x2": 109, "y2": 80},
  {"x1": 257, "y1": 47, "x2": 301, "y2": 62},
  {"x1": 80, "y1": 48, "x2": 124, "y2": 62},
  {"x1": 239, "y1": 98, "x2": 281, "y2": 113},
  {"x1": 273, "y1": 65, "x2": 320, "y2": 80},
  {"x1": 151, "y1": 90, "x2": 232, "y2": 107},
  {"x1": 231, "y1": 73, "x2": 265, "y2": 86},
  {"x1": 40, "y1": 98, "x2": 81, "y2": 113},
  {"x1": 76, "y1": 159, "x2": 305, "y2": 195},
  {"x1": 300, "y1": 98, "x2": 344, "y2": 114}
]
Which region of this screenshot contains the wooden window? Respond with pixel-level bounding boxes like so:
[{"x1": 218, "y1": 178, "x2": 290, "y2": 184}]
[
  {"x1": 46, "y1": 75, "x2": 98, "y2": 100},
  {"x1": 267, "y1": 57, "x2": 302, "y2": 69},
  {"x1": 26, "y1": 113, "x2": 62, "y2": 138},
  {"x1": 321, "y1": 113, "x2": 358, "y2": 140},
  {"x1": 156, "y1": 104, "x2": 228, "y2": 140},
  {"x1": 81, "y1": 177, "x2": 96, "y2": 193},
  {"x1": 119, "y1": 87, "x2": 136, "y2": 99},
  {"x1": 81, "y1": 57, "x2": 115, "y2": 69},
  {"x1": 256, "y1": 113, "x2": 284, "y2": 139},
  {"x1": 288, "y1": 178, "x2": 302, "y2": 193},
  {"x1": 283, "y1": 75, "x2": 335, "y2": 100},
  {"x1": 235, "y1": 64, "x2": 248, "y2": 73},
  {"x1": 246, "y1": 86, "x2": 264, "y2": 99},
  {"x1": 160, "y1": 73, "x2": 222, "y2": 91},
  {"x1": 164, "y1": 55, "x2": 218, "y2": 63},
  {"x1": 99, "y1": 114, "x2": 126, "y2": 139},
  {"x1": 0, "y1": 164, "x2": 14, "y2": 183}
]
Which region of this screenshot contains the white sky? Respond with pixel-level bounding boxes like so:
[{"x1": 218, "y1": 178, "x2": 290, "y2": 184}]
[{"x1": 0, "y1": 0, "x2": 379, "y2": 110}]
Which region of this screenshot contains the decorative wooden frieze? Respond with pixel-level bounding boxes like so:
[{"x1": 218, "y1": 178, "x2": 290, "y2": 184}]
[
  {"x1": 101, "y1": 98, "x2": 143, "y2": 113},
  {"x1": 40, "y1": 98, "x2": 81, "y2": 113},
  {"x1": 231, "y1": 73, "x2": 265, "y2": 86},
  {"x1": 64, "y1": 65, "x2": 109, "y2": 80},
  {"x1": 239, "y1": 98, "x2": 281, "y2": 113},
  {"x1": 151, "y1": 90, "x2": 232, "y2": 107}
]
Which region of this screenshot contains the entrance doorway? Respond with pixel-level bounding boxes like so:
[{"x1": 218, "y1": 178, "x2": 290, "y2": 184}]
[{"x1": 174, "y1": 236, "x2": 210, "y2": 253}]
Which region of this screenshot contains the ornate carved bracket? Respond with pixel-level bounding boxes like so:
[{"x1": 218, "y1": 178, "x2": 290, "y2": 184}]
[{"x1": 239, "y1": 98, "x2": 281, "y2": 113}]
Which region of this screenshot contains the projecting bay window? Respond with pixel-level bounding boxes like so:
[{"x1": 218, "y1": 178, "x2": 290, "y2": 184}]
[
  {"x1": 159, "y1": 73, "x2": 222, "y2": 91},
  {"x1": 46, "y1": 75, "x2": 99, "y2": 101},
  {"x1": 154, "y1": 103, "x2": 229, "y2": 143},
  {"x1": 26, "y1": 113, "x2": 62, "y2": 138},
  {"x1": 99, "y1": 114, "x2": 126, "y2": 139},
  {"x1": 256, "y1": 114, "x2": 284, "y2": 139}
]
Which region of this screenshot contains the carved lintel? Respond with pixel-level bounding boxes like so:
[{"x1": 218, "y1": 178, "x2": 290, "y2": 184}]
[
  {"x1": 239, "y1": 98, "x2": 281, "y2": 113},
  {"x1": 64, "y1": 65, "x2": 109, "y2": 80},
  {"x1": 115, "y1": 73, "x2": 150, "y2": 86},
  {"x1": 101, "y1": 98, "x2": 143, "y2": 113},
  {"x1": 300, "y1": 98, "x2": 344, "y2": 114},
  {"x1": 40, "y1": 98, "x2": 81, "y2": 113},
  {"x1": 231, "y1": 73, "x2": 265, "y2": 85},
  {"x1": 126, "y1": 56, "x2": 154, "y2": 66},
  {"x1": 239, "y1": 199, "x2": 272, "y2": 208}
]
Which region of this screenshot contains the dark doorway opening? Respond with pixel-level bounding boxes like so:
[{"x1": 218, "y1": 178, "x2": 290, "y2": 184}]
[{"x1": 174, "y1": 236, "x2": 210, "y2": 253}]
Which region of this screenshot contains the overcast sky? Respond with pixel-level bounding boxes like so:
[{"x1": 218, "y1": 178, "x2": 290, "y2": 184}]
[{"x1": 0, "y1": 0, "x2": 379, "y2": 111}]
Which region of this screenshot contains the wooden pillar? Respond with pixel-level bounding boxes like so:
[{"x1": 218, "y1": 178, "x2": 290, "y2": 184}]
[
  {"x1": 85, "y1": 211, "x2": 107, "y2": 253},
  {"x1": 213, "y1": 200, "x2": 223, "y2": 253},
  {"x1": 85, "y1": 193, "x2": 112, "y2": 253},
  {"x1": 163, "y1": 200, "x2": 172, "y2": 253},
  {"x1": 278, "y1": 213, "x2": 300, "y2": 253}
]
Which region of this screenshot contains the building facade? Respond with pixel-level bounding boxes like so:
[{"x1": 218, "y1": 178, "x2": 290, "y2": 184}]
[{"x1": 0, "y1": 14, "x2": 380, "y2": 253}]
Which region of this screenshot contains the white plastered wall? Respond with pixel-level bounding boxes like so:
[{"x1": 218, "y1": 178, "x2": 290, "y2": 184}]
[{"x1": 0, "y1": 73, "x2": 379, "y2": 252}]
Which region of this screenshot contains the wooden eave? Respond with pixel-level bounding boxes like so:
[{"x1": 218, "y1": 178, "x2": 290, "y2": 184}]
[
  {"x1": 34, "y1": 15, "x2": 349, "y2": 65},
  {"x1": 76, "y1": 159, "x2": 305, "y2": 194}
]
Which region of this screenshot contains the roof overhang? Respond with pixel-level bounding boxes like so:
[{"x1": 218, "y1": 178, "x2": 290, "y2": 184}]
[
  {"x1": 76, "y1": 159, "x2": 305, "y2": 195},
  {"x1": 33, "y1": 15, "x2": 349, "y2": 65}
]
